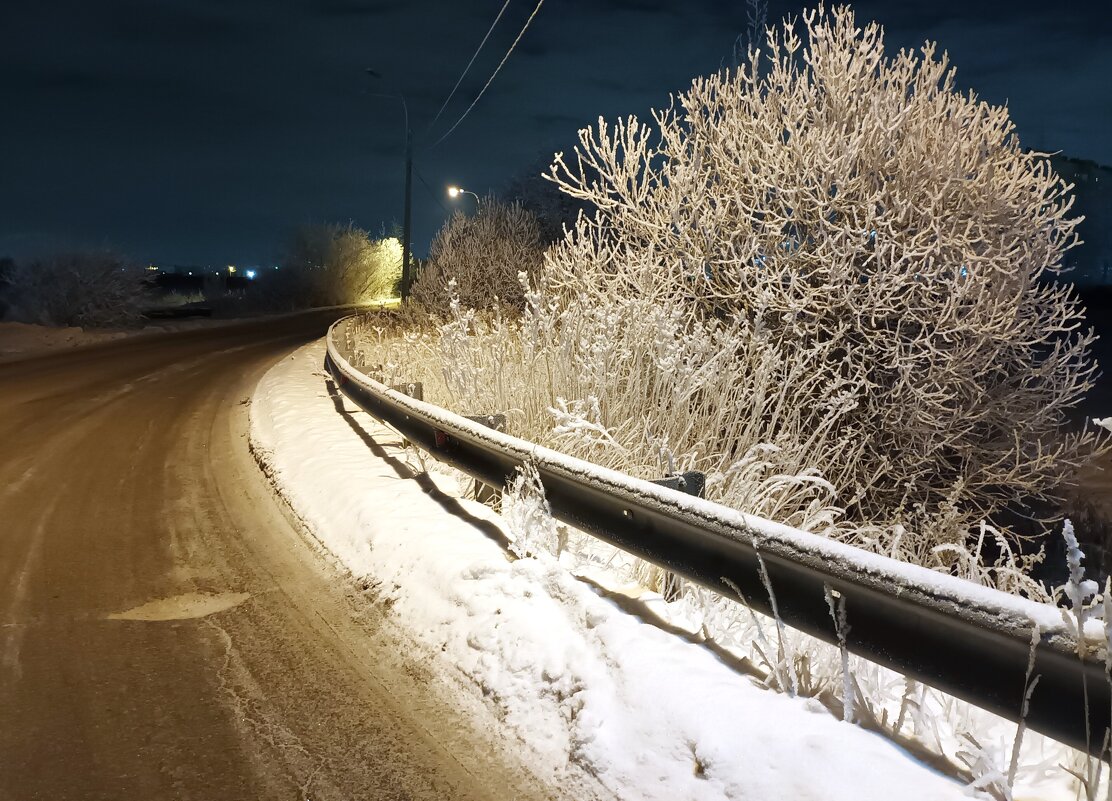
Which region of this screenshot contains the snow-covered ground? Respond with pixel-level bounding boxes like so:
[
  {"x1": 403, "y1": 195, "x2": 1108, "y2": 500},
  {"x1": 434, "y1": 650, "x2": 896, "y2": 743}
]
[
  {"x1": 0, "y1": 301, "x2": 397, "y2": 363},
  {"x1": 0, "y1": 319, "x2": 230, "y2": 362},
  {"x1": 0, "y1": 321, "x2": 134, "y2": 360},
  {"x1": 248, "y1": 340, "x2": 995, "y2": 801}
]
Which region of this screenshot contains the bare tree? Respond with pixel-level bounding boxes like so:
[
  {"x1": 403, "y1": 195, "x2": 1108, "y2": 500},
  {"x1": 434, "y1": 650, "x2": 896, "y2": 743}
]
[
  {"x1": 545, "y1": 6, "x2": 1108, "y2": 534},
  {"x1": 745, "y1": 0, "x2": 768, "y2": 52},
  {"x1": 410, "y1": 198, "x2": 544, "y2": 314},
  {"x1": 502, "y1": 155, "x2": 593, "y2": 244}
]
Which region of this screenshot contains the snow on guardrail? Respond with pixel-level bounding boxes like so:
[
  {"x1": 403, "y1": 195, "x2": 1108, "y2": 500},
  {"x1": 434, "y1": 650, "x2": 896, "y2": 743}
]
[{"x1": 325, "y1": 314, "x2": 1111, "y2": 757}]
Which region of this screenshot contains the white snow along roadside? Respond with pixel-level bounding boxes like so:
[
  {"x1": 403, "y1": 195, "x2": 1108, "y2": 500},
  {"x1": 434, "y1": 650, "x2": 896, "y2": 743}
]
[{"x1": 250, "y1": 339, "x2": 971, "y2": 801}]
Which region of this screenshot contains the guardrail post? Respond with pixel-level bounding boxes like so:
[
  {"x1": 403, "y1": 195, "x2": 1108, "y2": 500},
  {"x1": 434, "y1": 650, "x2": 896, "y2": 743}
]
[
  {"x1": 650, "y1": 472, "x2": 706, "y2": 601},
  {"x1": 389, "y1": 382, "x2": 424, "y2": 447},
  {"x1": 650, "y1": 471, "x2": 706, "y2": 499},
  {"x1": 464, "y1": 414, "x2": 507, "y2": 507},
  {"x1": 390, "y1": 382, "x2": 423, "y2": 402}
]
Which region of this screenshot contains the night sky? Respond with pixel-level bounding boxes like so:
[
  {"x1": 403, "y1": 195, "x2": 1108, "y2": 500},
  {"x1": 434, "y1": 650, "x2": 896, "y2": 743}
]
[{"x1": 1, "y1": 0, "x2": 1109, "y2": 266}]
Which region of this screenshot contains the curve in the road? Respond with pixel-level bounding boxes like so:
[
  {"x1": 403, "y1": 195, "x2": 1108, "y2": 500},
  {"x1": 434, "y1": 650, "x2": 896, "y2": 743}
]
[{"x1": 0, "y1": 312, "x2": 563, "y2": 801}]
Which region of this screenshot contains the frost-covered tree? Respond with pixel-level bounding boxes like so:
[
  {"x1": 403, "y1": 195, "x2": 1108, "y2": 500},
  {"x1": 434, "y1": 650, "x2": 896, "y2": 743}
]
[
  {"x1": 280, "y1": 223, "x2": 402, "y2": 307},
  {"x1": 745, "y1": 0, "x2": 768, "y2": 54},
  {"x1": 545, "y1": 5, "x2": 1108, "y2": 532},
  {"x1": 6, "y1": 251, "x2": 150, "y2": 328},
  {"x1": 411, "y1": 198, "x2": 544, "y2": 314}
]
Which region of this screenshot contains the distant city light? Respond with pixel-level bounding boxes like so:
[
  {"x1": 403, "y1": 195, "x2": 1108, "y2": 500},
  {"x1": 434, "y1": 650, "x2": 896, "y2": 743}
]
[
  {"x1": 227, "y1": 265, "x2": 237, "y2": 274},
  {"x1": 246, "y1": 269, "x2": 256, "y2": 279}
]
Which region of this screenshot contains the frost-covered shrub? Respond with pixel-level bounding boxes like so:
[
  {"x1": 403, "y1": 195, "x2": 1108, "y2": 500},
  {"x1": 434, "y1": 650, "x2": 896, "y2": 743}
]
[
  {"x1": 6, "y1": 251, "x2": 149, "y2": 328},
  {"x1": 504, "y1": 460, "x2": 563, "y2": 560},
  {"x1": 410, "y1": 199, "x2": 544, "y2": 314},
  {"x1": 352, "y1": 279, "x2": 852, "y2": 535},
  {"x1": 347, "y1": 6, "x2": 1112, "y2": 591},
  {"x1": 544, "y1": 6, "x2": 1108, "y2": 535},
  {"x1": 279, "y1": 223, "x2": 402, "y2": 308}
]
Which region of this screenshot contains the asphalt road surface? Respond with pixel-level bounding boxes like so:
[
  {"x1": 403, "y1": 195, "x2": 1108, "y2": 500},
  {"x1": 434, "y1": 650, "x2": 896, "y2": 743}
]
[{"x1": 0, "y1": 311, "x2": 565, "y2": 801}]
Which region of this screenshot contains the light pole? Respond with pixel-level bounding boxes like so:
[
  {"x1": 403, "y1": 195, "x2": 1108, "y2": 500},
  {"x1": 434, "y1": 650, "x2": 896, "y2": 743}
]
[
  {"x1": 447, "y1": 185, "x2": 480, "y2": 206},
  {"x1": 366, "y1": 68, "x2": 414, "y2": 300}
]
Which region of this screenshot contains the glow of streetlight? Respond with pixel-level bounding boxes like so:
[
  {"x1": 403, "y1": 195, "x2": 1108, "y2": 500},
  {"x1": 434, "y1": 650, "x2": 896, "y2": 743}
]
[{"x1": 447, "y1": 186, "x2": 479, "y2": 203}]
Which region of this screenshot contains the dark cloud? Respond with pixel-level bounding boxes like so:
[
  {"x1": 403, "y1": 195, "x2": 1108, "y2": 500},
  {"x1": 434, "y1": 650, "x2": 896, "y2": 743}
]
[
  {"x1": 106, "y1": 3, "x2": 255, "y2": 45},
  {"x1": 518, "y1": 38, "x2": 549, "y2": 58},
  {"x1": 310, "y1": 0, "x2": 411, "y2": 17},
  {"x1": 599, "y1": 0, "x2": 680, "y2": 15},
  {"x1": 531, "y1": 112, "x2": 590, "y2": 128},
  {"x1": 0, "y1": 64, "x2": 106, "y2": 93},
  {"x1": 0, "y1": 0, "x2": 1107, "y2": 265}
]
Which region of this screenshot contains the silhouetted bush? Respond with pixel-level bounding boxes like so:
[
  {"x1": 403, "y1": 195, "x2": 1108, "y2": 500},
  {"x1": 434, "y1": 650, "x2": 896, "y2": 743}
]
[
  {"x1": 0, "y1": 257, "x2": 14, "y2": 319},
  {"x1": 6, "y1": 251, "x2": 149, "y2": 328},
  {"x1": 502, "y1": 156, "x2": 593, "y2": 244}
]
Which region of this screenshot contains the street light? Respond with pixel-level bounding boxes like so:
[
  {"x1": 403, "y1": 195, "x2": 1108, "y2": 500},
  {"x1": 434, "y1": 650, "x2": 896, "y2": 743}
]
[
  {"x1": 447, "y1": 185, "x2": 480, "y2": 204},
  {"x1": 366, "y1": 68, "x2": 414, "y2": 300}
]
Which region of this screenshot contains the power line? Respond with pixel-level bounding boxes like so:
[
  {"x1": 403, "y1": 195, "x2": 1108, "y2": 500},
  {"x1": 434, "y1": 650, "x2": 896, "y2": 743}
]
[
  {"x1": 430, "y1": 0, "x2": 545, "y2": 149},
  {"x1": 414, "y1": 167, "x2": 449, "y2": 213},
  {"x1": 426, "y1": 0, "x2": 514, "y2": 135}
]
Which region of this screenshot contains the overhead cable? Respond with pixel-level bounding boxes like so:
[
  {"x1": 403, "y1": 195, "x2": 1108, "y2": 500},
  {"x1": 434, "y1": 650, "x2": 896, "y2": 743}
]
[
  {"x1": 430, "y1": 0, "x2": 545, "y2": 148},
  {"x1": 426, "y1": 0, "x2": 514, "y2": 135}
]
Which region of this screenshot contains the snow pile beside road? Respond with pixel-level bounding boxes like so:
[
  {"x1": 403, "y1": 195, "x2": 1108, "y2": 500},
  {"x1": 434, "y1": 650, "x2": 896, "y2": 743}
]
[
  {"x1": 0, "y1": 321, "x2": 130, "y2": 360},
  {"x1": 0, "y1": 318, "x2": 229, "y2": 362},
  {"x1": 0, "y1": 305, "x2": 383, "y2": 363},
  {"x1": 251, "y1": 340, "x2": 971, "y2": 801}
]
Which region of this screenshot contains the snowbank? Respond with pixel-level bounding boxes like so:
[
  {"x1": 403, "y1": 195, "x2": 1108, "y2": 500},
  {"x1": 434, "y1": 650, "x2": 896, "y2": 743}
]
[
  {"x1": 0, "y1": 303, "x2": 390, "y2": 363},
  {"x1": 0, "y1": 319, "x2": 230, "y2": 362},
  {"x1": 0, "y1": 321, "x2": 131, "y2": 360},
  {"x1": 250, "y1": 340, "x2": 975, "y2": 801}
]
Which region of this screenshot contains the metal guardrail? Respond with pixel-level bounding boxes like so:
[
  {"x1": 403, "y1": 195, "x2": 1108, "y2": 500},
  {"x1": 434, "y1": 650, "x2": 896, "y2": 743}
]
[{"x1": 325, "y1": 316, "x2": 1110, "y2": 757}]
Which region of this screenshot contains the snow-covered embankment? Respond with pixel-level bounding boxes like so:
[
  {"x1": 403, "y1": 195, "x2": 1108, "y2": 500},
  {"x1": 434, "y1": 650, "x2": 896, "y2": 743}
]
[{"x1": 249, "y1": 340, "x2": 970, "y2": 801}]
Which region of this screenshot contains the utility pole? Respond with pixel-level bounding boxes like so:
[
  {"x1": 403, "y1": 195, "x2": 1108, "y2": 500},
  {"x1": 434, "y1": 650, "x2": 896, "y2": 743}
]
[
  {"x1": 402, "y1": 127, "x2": 413, "y2": 299},
  {"x1": 366, "y1": 68, "x2": 413, "y2": 301}
]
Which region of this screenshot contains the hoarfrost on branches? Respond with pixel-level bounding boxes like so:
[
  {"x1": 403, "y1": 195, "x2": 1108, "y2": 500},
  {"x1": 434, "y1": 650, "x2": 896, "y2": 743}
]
[
  {"x1": 543, "y1": 4, "x2": 1109, "y2": 549},
  {"x1": 1057, "y1": 519, "x2": 1101, "y2": 645},
  {"x1": 411, "y1": 198, "x2": 545, "y2": 314},
  {"x1": 349, "y1": 5, "x2": 1111, "y2": 593},
  {"x1": 548, "y1": 397, "x2": 627, "y2": 456},
  {"x1": 504, "y1": 460, "x2": 562, "y2": 560}
]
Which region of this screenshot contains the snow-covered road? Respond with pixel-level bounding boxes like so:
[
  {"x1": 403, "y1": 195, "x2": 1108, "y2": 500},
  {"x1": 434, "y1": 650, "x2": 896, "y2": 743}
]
[{"x1": 0, "y1": 313, "x2": 558, "y2": 801}]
